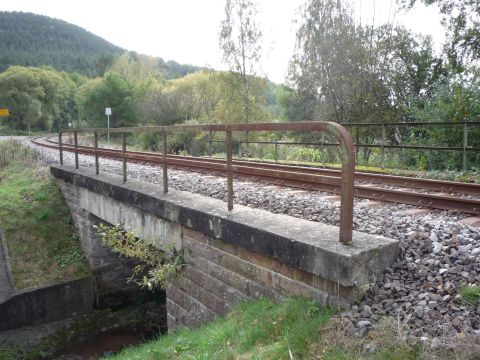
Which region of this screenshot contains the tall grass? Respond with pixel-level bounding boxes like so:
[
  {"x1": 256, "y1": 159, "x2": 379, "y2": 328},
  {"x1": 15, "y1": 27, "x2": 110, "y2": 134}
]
[
  {"x1": 0, "y1": 139, "x2": 39, "y2": 168},
  {"x1": 0, "y1": 139, "x2": 89, "y2": 288}
]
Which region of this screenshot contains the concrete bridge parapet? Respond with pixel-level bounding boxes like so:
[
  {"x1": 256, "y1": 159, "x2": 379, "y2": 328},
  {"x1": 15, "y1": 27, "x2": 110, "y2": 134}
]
[{"x1": 51, "y1": 165, "x2": 399, "y2": 330}]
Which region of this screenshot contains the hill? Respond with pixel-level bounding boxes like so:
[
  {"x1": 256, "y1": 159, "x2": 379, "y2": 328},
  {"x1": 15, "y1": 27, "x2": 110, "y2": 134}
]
[
  {"x1": 0, "y1": 11, "x2": 122, "y2": 77},
  {"x1": 0, "y1": 11, "x2": 201, "y2": 78}
]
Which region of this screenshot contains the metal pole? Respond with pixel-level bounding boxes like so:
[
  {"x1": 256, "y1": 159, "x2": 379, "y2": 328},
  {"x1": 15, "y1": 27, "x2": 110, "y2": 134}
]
[
  {"x1": 162, "y1": 131, "x2": 168, "y2": 193},
  {"x1": 381, "y1": 123, "x2": 385, "y2": 169},
  {"x1": 74, "y1": 131, "x2": 78, "y2": 169},
  {"x1": 327, "y1": 123, "x2": 355, "y2": 245},
  {"x1": 274, "y1": 133, "x2": 278, "y2": 162},
  {"x1": 463, "y1": 122, "x2": 468, "y2": 171},
  {"x1": 226, "y1": 130, "x2": 233, "y2": 211},
  {"x1": 355, "y1": 126, "x2": 360, "y2": 162},
  {"x1": 208, "y1": 131, "x2": 213, "y2": 157},
  {"x1": 59, "y1": 132, "x2": 63, "y2": 165},
  {"x1": 94, "y1": 132, "x2": 99, "y2": 175},
  {"x1": 107, "y1": 114, "x2": 110, "y2": 144},
  {"x1": 122, "y1": 132, "x2": 127, "y2": 183}
]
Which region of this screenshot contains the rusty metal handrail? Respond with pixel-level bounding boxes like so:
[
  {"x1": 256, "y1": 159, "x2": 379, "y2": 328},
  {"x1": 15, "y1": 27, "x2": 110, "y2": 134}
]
[{"x1": 59, "y1": 122, "x2": 355, "y2": 244}]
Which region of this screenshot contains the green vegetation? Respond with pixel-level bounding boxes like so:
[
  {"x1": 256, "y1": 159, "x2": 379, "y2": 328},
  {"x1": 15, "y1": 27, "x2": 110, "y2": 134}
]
[
  {"x1": 0, "y1": 65, "x2": 81, "y2": 132},
  {"x1": 0, "y1": 125, "x2": 32, "y2": 136},
  {"x1": 0, "y1": 140, "x2": 89, "y2": 288},
  {"x1": 460, "y1": 285, "x2": 480, "y2": 305},
  {"x1": 0, "y1": 339, "x2": 23, "y2": 360},
  {"x1": 109, "y1": 297, "x2": 333, "y2": 360},
  {"x1": 97, "y1": 224, "x2": 184, "y2": 290},
  {"x1": 107, "y1": 298, "x2": 433, "y2": 360},
  {"x1": 0, "y1": 12, "x2": 201, "y2": 79},
  {"x1": 0, "y1": 11, "x2": 122, "y2": 77}
]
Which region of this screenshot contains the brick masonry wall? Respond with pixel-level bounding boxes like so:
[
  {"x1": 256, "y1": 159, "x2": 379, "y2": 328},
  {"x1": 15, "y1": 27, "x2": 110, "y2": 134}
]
[{"x1": 167, "y1": 226, "x2": 361, "y2": 330}]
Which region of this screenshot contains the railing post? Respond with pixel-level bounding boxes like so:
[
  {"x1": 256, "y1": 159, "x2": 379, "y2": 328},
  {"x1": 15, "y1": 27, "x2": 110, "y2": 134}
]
[
  {"x1": 355, "y1": 125, "x2": 360, "y2": 162},
  {"x1": 162, "y1": 131, "x2": 168, "y2": 193},
  {"x1": 325, "y1": 122, "x2": 355, "y2": 244},
  {"x1": 226, "y1": 129, "x2": 233, "y2": 211},
  {"x1": 208, "y1": 130, "x2": 213, "y2": 157},
  {"x1": 463, "y1": 122, "x2": 468, "y2": 171},
  {"x1": 74, "y1": 131, "x2": 78, "y2": 169},
  {"x1": 94, "y1": 132, "x2": 99, "y2": 175},
  {"x1": 122, "y1": 132, "x2": 127, "y2": 183},
  {"x1": 381, "y1": 123, "x2": 385, "y2": 169},
  {"x1": 59, "y1": 131, "x2": 63, "y2": 165},
  {"x1": 274, "y1": 133, "x2": 278, "y2": 162}
]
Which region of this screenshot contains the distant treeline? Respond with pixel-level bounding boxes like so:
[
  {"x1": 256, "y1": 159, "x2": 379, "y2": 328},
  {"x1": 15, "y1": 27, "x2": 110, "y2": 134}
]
[{"x1": 0, "y1": 11, "x2": 201, "y2": 78}]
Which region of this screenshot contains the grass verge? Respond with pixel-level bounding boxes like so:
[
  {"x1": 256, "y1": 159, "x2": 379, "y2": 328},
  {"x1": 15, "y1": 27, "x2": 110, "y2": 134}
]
[
  {"x1": 108, "y1": 298, "x2": 333, "y2": 360},
  {"x1": 104, "y1": 298, "x2": 433, "y2": 360},
  {"x1": 0, "y1": 141, "x2": 89, "y2": 288}
]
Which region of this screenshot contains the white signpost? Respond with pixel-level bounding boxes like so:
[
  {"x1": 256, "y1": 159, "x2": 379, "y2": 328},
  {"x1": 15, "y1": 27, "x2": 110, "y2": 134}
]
[{"x1": 105, "y1": 107, "x2": 112, "y2": 143}]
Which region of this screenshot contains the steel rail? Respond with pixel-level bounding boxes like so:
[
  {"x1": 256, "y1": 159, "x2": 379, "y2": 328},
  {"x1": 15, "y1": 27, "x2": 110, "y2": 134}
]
[
  {"x1": 32, "y1": 136, "x2": 480, "y2": 216},
  {"x1": 37, "y1": 136, "x2": 480, "y2": 195}
]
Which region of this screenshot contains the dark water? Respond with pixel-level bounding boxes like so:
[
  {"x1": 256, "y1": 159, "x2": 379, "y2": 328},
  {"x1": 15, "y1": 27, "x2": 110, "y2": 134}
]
[{"x1": 52, "y1": 326, "x2": 157, "y2": 359}]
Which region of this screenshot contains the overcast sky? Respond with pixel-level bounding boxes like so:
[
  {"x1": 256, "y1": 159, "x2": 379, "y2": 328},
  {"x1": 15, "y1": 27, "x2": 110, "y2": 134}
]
[{"x1": 2, "y1": 0, "x2": 445, "y2": 83}]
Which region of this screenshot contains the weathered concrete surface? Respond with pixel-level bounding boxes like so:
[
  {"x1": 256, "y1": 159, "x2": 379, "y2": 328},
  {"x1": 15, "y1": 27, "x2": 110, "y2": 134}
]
[
  {"x1": 56, "y1": 176, "x2": 159, "y2": 309},
  {"x1": 0, "y1": 277, "x2": 94, "y2": 331},
  {"x1": 51, "y1": 165, "x2": 400, "y2": 328}
]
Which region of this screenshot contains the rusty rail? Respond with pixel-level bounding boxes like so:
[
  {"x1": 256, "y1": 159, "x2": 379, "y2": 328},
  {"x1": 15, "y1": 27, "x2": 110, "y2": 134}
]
[{"x1": 59, "y1": 122, "x2": 356, "y2": 244}]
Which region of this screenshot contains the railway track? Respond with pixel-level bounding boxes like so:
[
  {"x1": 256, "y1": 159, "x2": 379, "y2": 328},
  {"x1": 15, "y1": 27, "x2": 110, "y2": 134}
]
[{"x1": 32, "y1": 136, "x2": 480, "y2": 216}]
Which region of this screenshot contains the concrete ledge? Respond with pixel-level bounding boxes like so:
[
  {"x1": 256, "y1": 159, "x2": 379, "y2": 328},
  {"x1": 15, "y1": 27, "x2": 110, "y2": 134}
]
[{"x1": 51, "y1": 166, "x2": 399, "y2": 288}]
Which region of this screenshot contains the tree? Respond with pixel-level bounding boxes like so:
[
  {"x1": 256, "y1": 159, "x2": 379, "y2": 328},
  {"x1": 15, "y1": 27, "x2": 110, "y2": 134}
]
[
  {"x1": 399, "y1": 0, "x2": 480, "y2": 67},
  {"x1": 288, "y1": 0, "x2": 448, "y2": 164},
  {"x1": 406, "y1": 68, "x2": 480, "y2": 170},
  {"x1": 289, "y1": 0, "x2": 394, "y2": 124},
  {"x1": 0, "y1": 66, "x2": 77, "y2": 131},
  {"x1": 219, "y1": 0, "x2": 264, "y2": 122},
  {"x1": 76, "y1": 71, "x2": 137, "y2": 128},
  {"x1": 289, "y1": 0, "x2": 444, "y2": 123},
  {"x1": 110, "y1": 52, "x2": 164, "y2": 88},
  {"x1": 379, "y1": 26, "x2": 445, "y2": 122}
]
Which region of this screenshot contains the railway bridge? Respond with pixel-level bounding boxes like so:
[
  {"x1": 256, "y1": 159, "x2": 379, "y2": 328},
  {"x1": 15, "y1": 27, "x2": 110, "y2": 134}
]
[{"x1": 50, "y1": 122, "x2": 399, "y2": 330}]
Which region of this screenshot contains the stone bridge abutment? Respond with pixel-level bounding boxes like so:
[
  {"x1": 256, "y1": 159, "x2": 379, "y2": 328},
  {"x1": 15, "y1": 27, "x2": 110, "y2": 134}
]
[{"x1": 51, "y1": 165, "x2": 399, "y2": 330}]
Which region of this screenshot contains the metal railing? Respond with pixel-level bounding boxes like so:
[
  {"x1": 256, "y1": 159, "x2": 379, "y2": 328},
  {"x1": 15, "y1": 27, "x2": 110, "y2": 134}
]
[
  {"x1": 59, "y1": 122, "x2": 356, "y2": 244},
  {"x1": 223, "y1": 121, "x2": 480, "y2": 170}
]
